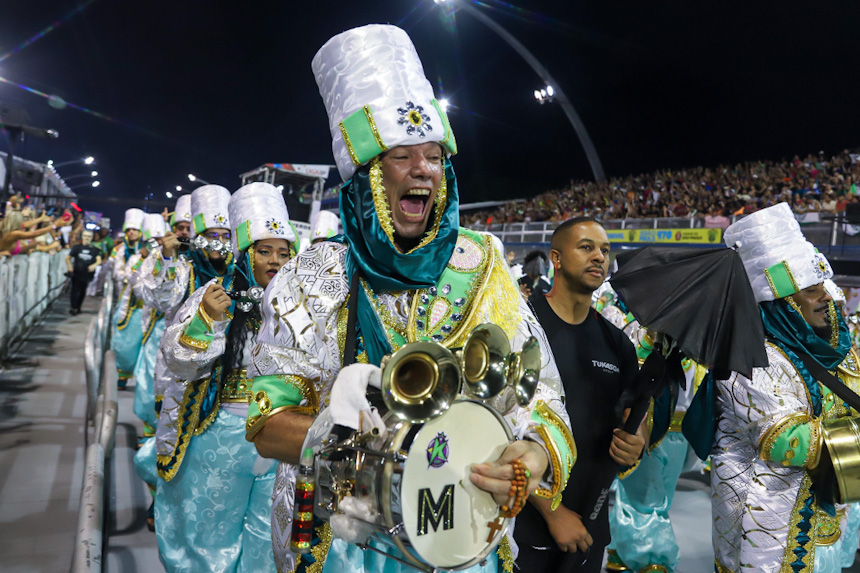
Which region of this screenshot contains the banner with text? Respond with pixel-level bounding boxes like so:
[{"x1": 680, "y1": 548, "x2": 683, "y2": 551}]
[{"x1": 606, "y1": 228, "x2": 723, "y2": 244}]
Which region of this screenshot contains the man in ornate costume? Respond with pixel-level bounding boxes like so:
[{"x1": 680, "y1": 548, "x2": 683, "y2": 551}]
[
  {"x1": 245, "y1": 24, "x2": 575, "y2": 573},
  {"x1": 154, "y1": 183, "x2": 293, "y2": 571},
  {"x1": 712, "y1": 202, "x2": 860, "y2": 572},
  {"x1": 111, "y1": 207, "x2": 146, "y2": 389}
]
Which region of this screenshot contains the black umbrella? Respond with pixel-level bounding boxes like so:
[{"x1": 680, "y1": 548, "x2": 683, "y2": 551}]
[
  {"x1": 571, "y1": 245, "x2": 767, "y2": 567},
  {"x1": 609, "y1": 245, "x2": 767, "y2": 379}
]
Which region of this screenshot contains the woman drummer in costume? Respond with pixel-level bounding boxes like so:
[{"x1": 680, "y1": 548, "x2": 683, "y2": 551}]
[
  {"x1": 155, "y1": 183, "x2": 296, "y2": 572},
  {"x1": 111, "y1": 208, "x2": 146, "y2": 389},
  {"x1": 245, "y1": 24, "x2": 576, "y2": 573}
]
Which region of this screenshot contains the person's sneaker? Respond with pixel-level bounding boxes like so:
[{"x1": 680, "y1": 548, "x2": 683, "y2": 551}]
[{"x1": 69, "y1": 308, "x2": 76, "y2": 315}]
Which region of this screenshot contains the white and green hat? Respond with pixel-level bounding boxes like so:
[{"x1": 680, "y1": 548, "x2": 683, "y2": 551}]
[
  {"x1": 170, "y1": 194, "x2": 192, "y2": 227},
  {"x1": 122, "y1": 208, "x2": 145, "y2": 232},
  {"x1": 142, "y1": 213, "x2": 166, "y2": 240},
  {"x1": 312, "y1": 24, "x2": 457, "y2": 182},
  {"x1": 824, "y1": 279, "x2": 846, "y2": 304},
  {"x1": 228, "y1": 182, "x2": 296, "y2": 253},
  {"x1": 190, "y1": 185, "x2": 231, "y2": 234},
  {"x1": 311, "y1": 210, "x2": 339, "y2": 241},
  {"x1": 725, "y1": 202, "x2": 832, "y2": 303}
]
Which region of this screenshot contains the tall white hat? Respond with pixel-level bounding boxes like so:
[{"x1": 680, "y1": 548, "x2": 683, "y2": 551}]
[
  {"x1": 142, "y1": 213, "x2": 166, "y2": 240},
  {"x1": 228, "y1": 182, "x2": 296, "y2": 253},
  {"x1": 122, "y1": 208, "x2": 145, "y2": 231},
  {"x1": 171, "y1": 194, "x2": 192, "y2": 226},
  {"x1": 311, "y1": 210, "x2": 339, "y2": 241},
  {"x1": 824, "y1": 279, "x2": 846, "y2": 304},
  {"x1": 312, "y1": 24, "x2": 457, "y2": 181},
  {"x1": 190, "y1": 185, "x2": 231, "y2": 234},
  {"x1": 724, "y1": 202, "x2": 832, "y2": 303}
]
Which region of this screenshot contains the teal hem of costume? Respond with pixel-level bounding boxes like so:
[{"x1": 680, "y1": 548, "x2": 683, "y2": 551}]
[
  {"x1": 333, "y1": 157, "x2": 460, "y2": 366},
  {"x1": 791, "y1": 482, "x2": 816, "y2": 570}
]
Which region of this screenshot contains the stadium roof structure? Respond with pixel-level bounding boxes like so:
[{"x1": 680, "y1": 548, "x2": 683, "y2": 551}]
[
  {"x1": 239, "y1": 163, "x2": 333, "y2": 194},
  {"x1": 0, "y1": 151, "x2": 76, "y2": 205}
]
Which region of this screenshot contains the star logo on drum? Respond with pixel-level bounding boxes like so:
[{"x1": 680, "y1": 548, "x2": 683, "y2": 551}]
[{"x1": 426, "y1": 432, "x2": 450, "y2": 469}]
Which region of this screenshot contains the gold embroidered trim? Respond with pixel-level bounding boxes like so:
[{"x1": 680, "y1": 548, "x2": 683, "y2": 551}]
[
  {"x1": 369, "y1": 158, "x2": 396, "y2": 245},
  {"x1": 364, "y1": 105, "x2": 387, "y2": 151},
  {"x1": 197, "y1": 305, "x2": 214, "y2": 331},
  {"x1": 179, "y1": 331, "x2": 210, "y2": 351},
  {"x1": 157, "y1": 376, "x2": 210, "y2": 482},
  {"x1": 714, "y1": 558, "x2": 732, "y2": 573},
  {"x1": 827, "y1": 300, "x2": 839, "y2": 349},
  {"x1": 245, "y1": 403, "x2": 316, "y2": 441},
  {"x1": 497, "y1": 536, "x2": 514, "y2": 573},
  {"x1": 531, "y1": 422, "x2": 562, "y2": 508},
  {"x1": 759, "y1": 412, "x2": 809, "y2": 463},
  {"x1": 536, "y1": 399, "x2": 577, "y2": 473},
  {"x1": 222, "y1": 368, "x2": 253, "y2": 403},
  {"x1": 780, "y1": 473, "x2": 816, "y2": 572},
  {"x1": 815, "y1": 507, "x2": 845, "y2": 546},
  {"x1": 668, "y1": 410, "x2": 686, "y2": 432},
  {"x1": 304, "y1": 522, "x2": 333, "y2": 573},
  {"x1": 339, "y1": 122, "x2": 361, "y2": 166}
]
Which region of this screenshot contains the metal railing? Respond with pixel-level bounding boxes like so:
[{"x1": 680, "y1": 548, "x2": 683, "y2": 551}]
[
  {"x1": 0, "y1": 250, "x2": 70, "y2": 358},
  {"x1": 73, "y1": 273, "x2": 117, "y2": 573}
]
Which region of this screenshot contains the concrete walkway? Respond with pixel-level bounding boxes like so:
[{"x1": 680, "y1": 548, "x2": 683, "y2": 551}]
[{"x1": 0, "y1": 293, "x2": 160, "y2": 573}]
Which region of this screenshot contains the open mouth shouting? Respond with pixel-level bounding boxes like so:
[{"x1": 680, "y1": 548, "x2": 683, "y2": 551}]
[{"x1": 399, "y1": 188, "x2": 431, "y2": 221}]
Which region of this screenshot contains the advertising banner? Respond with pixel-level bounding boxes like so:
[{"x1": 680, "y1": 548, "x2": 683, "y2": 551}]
[{"x1": 606, "y1": 228, "x2": 723, "y2": 244}]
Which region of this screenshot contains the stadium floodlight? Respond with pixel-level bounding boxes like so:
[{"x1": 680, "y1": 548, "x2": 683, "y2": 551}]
[
  {"x1": 534, "y1": 85, "x2": 554, "y2": 105},
  {"x1": 166, "y1": 191, "x2": 173, "y2": 198},
  {"x1": 91, "y1": 170, "x2": 98, "y2": 177},
  {"x1": 84, "y1": 156, "x2": 95, "y2": 165},
  {"x1": 175, "y1": 185, "x2": 182, "y2": 191},
  {"x1": 92, "y1": 180, "x2": 100, "y2": 188},
  {"x1": 188, "y1": 173, "x2": 211, "y2": 185}
]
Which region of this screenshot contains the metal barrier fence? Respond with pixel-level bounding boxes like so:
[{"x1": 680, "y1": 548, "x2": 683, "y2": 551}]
[
  {"x1": 73, "y1": 274, "x2": 117, "y2": 573},
  {"x1": 0, "y1": 250, "x2": 70, "y2": 357}
]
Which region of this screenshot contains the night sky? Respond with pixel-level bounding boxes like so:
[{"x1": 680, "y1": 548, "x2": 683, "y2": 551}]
[{"x1": 2, "y1": 0, "x2": 859, "y2": 225}]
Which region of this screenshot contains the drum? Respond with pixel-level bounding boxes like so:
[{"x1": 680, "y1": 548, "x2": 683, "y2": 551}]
[{"x1": 314, "y1": 399, "x2": 513, "y2": 571}]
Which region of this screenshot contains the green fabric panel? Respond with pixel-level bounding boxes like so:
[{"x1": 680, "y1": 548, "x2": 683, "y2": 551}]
[
  {"x1": 769, "y1": 421, "x2": 813, "y2": 468},
  {"x1": 169, "y1": 213, "x2": 176, "y2": 226},
  {"x1": 152, "y1": 258, "x2": 163, "y2": 275},
  {"x1": 237, "y1": 220, "x2": 252, "y2": 252},
  {"x1": 765, "y1": 261, "x2": 797, "y2": 298},
  {"x1": 636, "y1": 343, "x2": 653, "y2": 362},
  {"x1": 183, "y1": 313, "x2": 214, "y2": 344},
  {"x1": 247, "y1": 375, "x2": 306, "y2": 420},
  {"x1": 340, "y1": 107, "x2": 385, "y2": 165},
  {"x1": 530, "y1": 407, "x2": 574, "y2": 480},
  {"x1": 431, "y1": 99, "x2": 458, "y2": 155},
  {"x1": 193, "y1": 213, "x2": 206, "y2": 234}
]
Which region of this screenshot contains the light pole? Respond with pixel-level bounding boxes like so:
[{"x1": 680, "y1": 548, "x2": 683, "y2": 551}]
[
  {"x1": 61, "y1": 170, "x2": 98, "y2": 182},
  {"x1": 188, "y1": 173, "x2": 211, "y2": 185},
  {"x1": 432, "y1": 0, "x2": 605, "y2": 182},
  {"x1": 47, "y1": 156, "x2": 94, "y2": 169}
]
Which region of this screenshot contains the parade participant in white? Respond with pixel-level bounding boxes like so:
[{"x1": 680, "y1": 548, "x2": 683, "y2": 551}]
[
  {"x1": 245, "y1": 24, "x2": 575, "y2": 573},
  {"x1": 155, "y1": 183, "x2": 295, "y2": 572},
  {"x1": 111, "y1": 207, "x2": 146, "y2": 388},
  {"x1": 712, "y1": 202, "x2": 859, "y2": 572}
]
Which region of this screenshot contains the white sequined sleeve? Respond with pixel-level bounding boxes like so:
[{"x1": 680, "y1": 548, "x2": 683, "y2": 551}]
[
  {"x1": 159, "y1": 278, "x2": 230, "y2": 382},
  {"x1": 136, "y1": 249, "x2": 191, "y2": 316}
]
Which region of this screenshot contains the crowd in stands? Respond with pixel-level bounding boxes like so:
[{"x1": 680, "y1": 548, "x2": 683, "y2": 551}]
[
  {"x1": 462, "y1": 149, "x2": 860, "y2": 229},
  {"x1": 0, "y1": 193, "x2": 113, "y2": 258}
]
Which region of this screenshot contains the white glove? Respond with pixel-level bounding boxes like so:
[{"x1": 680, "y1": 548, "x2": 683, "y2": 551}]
[{"x1": 329, "y1": 363, "x2": 381, "y2": 430}]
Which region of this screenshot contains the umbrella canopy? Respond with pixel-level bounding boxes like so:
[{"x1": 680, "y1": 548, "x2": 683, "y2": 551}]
[{"x1": 609, "y1": 246, "x2": 767, "y2": 378}]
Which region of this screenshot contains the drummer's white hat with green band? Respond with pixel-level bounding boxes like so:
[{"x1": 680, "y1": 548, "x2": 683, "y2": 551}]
[
  {"x1": 724, "y1": 202, "x2": 832, "y2": 303},
  {"x1": 190, "y1": 185, "x2": 231, "y2": 235},
  {"x1": 142, "y1": 213, "x2": 166, "y2": 241},
  {"x1": 312, "y1": 24, "x2": 457, "y2": 182},
  {"x1": 228, "y1": 182, "x2": 296, "y2": 254},
  {"x1": 311, "y1": 210, "x2": 339, "y2": 241},
  {"x1": 122, "y1": 208, "x2": 145, "y2": 232},
  {"x1": 170, "y1": 194, "x2": 192, "y2": 227}
]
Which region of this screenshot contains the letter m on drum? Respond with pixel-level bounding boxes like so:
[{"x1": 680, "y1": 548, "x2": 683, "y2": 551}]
[{"x1": 416, "y1": 484, "x2": 454, "y2": 535}]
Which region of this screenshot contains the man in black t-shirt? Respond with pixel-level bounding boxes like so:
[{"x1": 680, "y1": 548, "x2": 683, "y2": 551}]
[
  {"x1": 515, "y1": 217, "x2": 645, "y2": 572},
  {"x1": 66, "y1": 230, "x2": 102, "y2": 315}
]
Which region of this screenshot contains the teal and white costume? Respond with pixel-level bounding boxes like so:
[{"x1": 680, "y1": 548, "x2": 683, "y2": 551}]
[
  {"x1": 110, "y1": 208, "x2": 145, "y2": 384},
  {"x1": 154, "y1": 183, "x2": 293, "y2": 572},
  {"x1": 246, "y1": 25, "x2": 576, "y2": 573}
]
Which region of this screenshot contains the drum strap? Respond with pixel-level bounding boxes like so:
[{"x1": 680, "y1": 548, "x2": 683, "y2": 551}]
[
  {"x1": 796, "y1": 350, "x2": 860, "y2": 414},
  {"x1": 343, "y1": 271, "x2": 361, "y2": 368}
]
